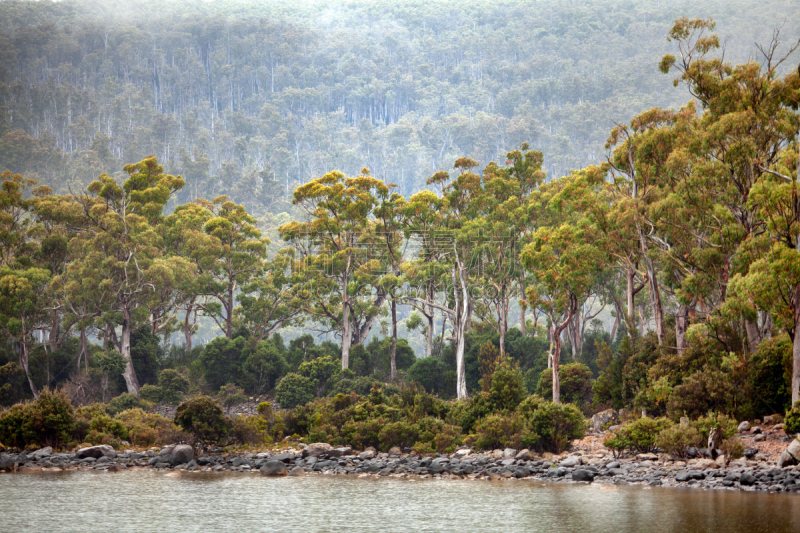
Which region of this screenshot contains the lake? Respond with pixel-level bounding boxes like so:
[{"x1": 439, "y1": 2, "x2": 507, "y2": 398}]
[{"x1": 1, "y1": 470, "x2": 799, "y2": 532}]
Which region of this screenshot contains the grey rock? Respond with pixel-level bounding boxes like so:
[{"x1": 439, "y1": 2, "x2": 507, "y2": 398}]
[
  {"x1": 740, "y1": 473, "x2": 757, "y2": 486},
  {"x1": 0, "y1": 453, "x2": 17, "y2": 470},
  {"x1": 751, "y1": 426, "x2": 763, "y2": 434},
  {"x1": 388, "y1": 446, "x2": 402, "y2": 457},
  {"x1": 260, "y1": 460, "x2": 288, "y2": 476},
  {"x1": 559, "y1": 456, "x2": 580, "y2": 468},
  {"x1": 744, "y1": 448, "x2": 759, "y2": 459},
  {"x1": 30, "y1": 447, "x2": 53, "y2": 460},
  {"x1": 606, "y1": 461, "x2": 620, "y2": 469},
  {"x1": 502, "y1": 448, "x2": 517, "y2": 459},
  {"x1": 515, "y1": 449, "x2": 531, "y2": 461},
  {"x1": 95, "y1": 456, "x2": 112, "y2": 464},
  {"x1": 272, "y1": 452, "x2": 296, "y2": 463},
  {"x1": 572, "y1": 469, "x2": 595, "y2": 482},
  {"x1": 785, "y1": 439, "x2": 800, "y2": 462},
  {"x1": 592, "y1": 409, "x2": 616, "y2": 432},
  {"x1": 514, "y1": 467, "x2": 531, "y2": 478},
  {"x1": 76, "y1": 445, "x2": 116, "y2": 459},
  {"x1": 334, "y1": 446, "x2": 352, "y2": 457},
  {"x1": 302, "y1": 443, "x2": 334, "y2": 458},
  {"x1": 358, "y1": 450, "x2": 375, "y2": 461},
  {"x1": 737, "y1": 421, "x2": 751, "y2": 433},
  {"x1": 159, "y1": 444, "x2": 194, "y2": 466},
  {"x1": 501, "y1": 458, "x2": 516, "y2": 466},
  {"x1": 675, "y1": 471, "x2": 690, "y2": 482},
  {"x1": 754, "y1": 434, "x2": 766, "y2": 442},
  {"x1": 288, "y1": 466, "x2": 304, "y2": 476}
]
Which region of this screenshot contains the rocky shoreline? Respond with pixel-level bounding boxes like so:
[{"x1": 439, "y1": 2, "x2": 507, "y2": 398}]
[{"x1": 3, "y1": 439, "x2": 800, "y2": 494}]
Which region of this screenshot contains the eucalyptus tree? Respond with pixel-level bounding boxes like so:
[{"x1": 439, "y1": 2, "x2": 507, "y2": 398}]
[
  {"x1": 279, "y1": 170, "x2": 389, "y2": 369},
  {"x1": 62, "y1": 157, "x2": 189, "y2": 395}
]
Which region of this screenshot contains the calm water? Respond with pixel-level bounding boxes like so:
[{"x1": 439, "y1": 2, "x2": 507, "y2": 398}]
[{"x1": 1, "y1": 470, "x2": 799, "y2": 533}]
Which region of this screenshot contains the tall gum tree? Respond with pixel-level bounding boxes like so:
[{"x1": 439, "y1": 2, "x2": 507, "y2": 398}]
[
  {"x1": 279, "y1": 170, "x2": 389, "y2": 369},
  {"x1": 64, "y1": 156, "x2": 187, "y2": 395}
]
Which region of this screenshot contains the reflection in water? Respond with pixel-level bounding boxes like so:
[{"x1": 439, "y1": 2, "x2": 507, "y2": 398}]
[{"x1": 0, "y1": 470, "x2": 799, "y2": 532}]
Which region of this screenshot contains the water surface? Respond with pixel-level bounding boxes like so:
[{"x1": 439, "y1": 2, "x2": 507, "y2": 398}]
[{"x1": 1, "y1": 470, "x2": 799, "y2": 532}]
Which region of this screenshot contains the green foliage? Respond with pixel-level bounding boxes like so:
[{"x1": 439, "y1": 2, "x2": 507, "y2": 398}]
[
  {"x1": 0, "y1": 362, "x2": 28, "y2": 406},
  {"x1": 666, "y1": 370, "x2": 736, "y2": 420},
  {"x1": 174, "y1": 396, "x2": 230, "y2": 446},
  {"x1": 488, "y1": 360, "x2": 526, "y2": 412},
  {"x1": 692, "y1": 413, "x2": 738, "y2": 441},
  {"x1": 130, "y1": 327, "x2": 163, "y2": 386},
  {"x1": 748, "y1": 337, "x2": 792, "y2": 415},
  {"x1": 95, "y1": 349, "x2": 126, "y2": 378},
  {"x1": 298, "y1": 355, "x2": 339, "y2": 396},
  {"x1": 784, "y1": 402, "x2": 800, "y2": 436},
  {"x1": 654, "y1": 423, "x2": 702, "y2": 458},
  {"x1": 198, "y1": 336, "x2": 247, "y2": 391},
  {"x1": 114, "y1": 408, "x2": 186, "y2": 447},
  {"x1": 231, "y1": 415, "x2": 272, "y2": 447},
  {"x1": 157, "y1": 369, "x2": 189, "y2": 404},
  {"x1": 218, "y1": 383, "x2": 248, "y2": 407},
  {"x1": 529, "y1": 401, "x2": 586, "y2": 454},
  {"x1": 138, "y1": 384, "x2": 165, "y2": 404},
  {"x1": 473, "y1": 413, "x2": 537, "y2": 450},
  {"x1": 241, "y1": 340, "x2": 287, "y2": 394},
  {"x1": 536, "y1": 363, "x2": 594, "y2": 412},
  {"x1": 609, "y1": 417, "x2": 672, "y2": 455},
  {"x1": 406, "y1": 357, "x2": 449, "y2": 396},
  {"x1": 106, "y1": 393, "x2": 152, "y2": 417},
  {"x1": 0, "y1": 388, "x2": 75, "y2": 449},
  {"x1": 720, "y1": 436, "x2": 745, "y2": 460},
  {"x1": 275, "y1": 373, "x2": 314, "y2": 409}
]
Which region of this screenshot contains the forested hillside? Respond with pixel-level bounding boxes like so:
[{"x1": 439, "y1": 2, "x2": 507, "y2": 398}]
[{"x1": 1, "y1": 0, "x2": 798, "y2": 217}]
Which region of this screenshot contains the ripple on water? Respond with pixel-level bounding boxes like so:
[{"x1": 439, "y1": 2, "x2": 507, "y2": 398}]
[{"x1": 1, "y1": 471, "x2": 799, "y2": 533}]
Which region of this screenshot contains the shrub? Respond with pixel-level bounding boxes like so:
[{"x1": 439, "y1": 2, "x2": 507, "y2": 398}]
[
  {"x1": 139, "y1": 384, "x2": 164, "y2": 404},
  {"x1": 242, "y1": 341, "x2": 288, "y2": 394},
  {"x1": 276, "y1": 373, "x2": 315, "y2": 409},
  {"x1": 115, "y1": 408, "x2": 187, "y2": 447},
  {"x1": 174, "y1": 396, "x2": 230, "y2": 446},
  {"x1": 666, "y1": 369, "x2": 735, "y2": 420},
  {"x1": 24, "y1": 388, "x2": 75, "y2": 449},
  {"x1": 530, "y1": 401, "x2": 586, "y2": 454},
  {"x1": 611, "y1": 417, "x2": 671, "y2": 454},
  {"x1": 535, "y1": 363, "x2": 594, "y2": 411},
  {"x1": 655, "y1": 424, "x2": 702, "y2": 458},
  {"x1": 231, "y1": 415, "x2": 271, "y2": 447},
  {"x1": 85, "y1": 414, "x2": 129, "y2": 446},
  {"x1": 720, "y1": 436, "x2": 745, "y2": 461},
  {"x1": 473, "y1": 413, "x2": 532, "y2": 450},
  {"x1": 446, "y1": 392, "x2": 495, "y2": 433},
  {"x1": 692, "y1": 413, "x2": 737, "y2": 441},
  {"x1": 0, "y1": 403, "x2": 34, "y2": 448},
  {"x1": 157, "y1": 369, "x2": 189, "y2": 404},
  {"x1": 786, "y1": 401, "x2": 800, "y2": 436},
  {"x1": 106, "y1": 393, "x2": 152, "y2": 416},
  {"x1": 257, "y1": 401, "x2": 274, "y2": 422},
  {"x1": 488, "y1": 360, "x2": 526, "y2": 412},
  {"x1": 0, "y1": 362, "x2": 29, "y2": 406},
  {"x1": 748, "y1": 337, "x2": 792, "y2": 416},
  {"x1": 218, "y1": 383, "x2": 247, "y2": 407},
  {"x1": 330, "y1": 376, "x2": 381, "y2": 397},
  {"x1": 406, "y1": 357, "x2": 448, "y2": 396}
]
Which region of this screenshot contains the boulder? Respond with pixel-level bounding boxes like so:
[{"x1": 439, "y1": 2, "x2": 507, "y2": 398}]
[
  {"x1": 288, "y1": 466, "x2": 304, "y2": 476},
  {"x1": 591, "y1": 409, "x2": 616, "y2": 433},
  {"x1": 559, "y1": 456, "x2": 580, "y2": 468},
  {"x1": 637, "y1": 453, "x2": 658, "y2": 462},
  {"x1": 777, "y1": 439, "x2": 800, "y2": 468},
  {"x1": 158, "y1": 444, "x2": 194, "y2": 466},
  {"x1": 763, "y1": 415, "x2": 774, "y2": 425},
  {"x1": 30, "y1": 447, "x2": 53, "y2": 460},
  {"x1": 358, "y1": 450, "x2": 375, "y2": 461},
  {"x1": 739, "y1": 473, "x2": 757, "y2": 486},
  {"x1": 502, "y1": 448, "x2": 517, "y2": 459},
  {"x1": 515, "y1": 449, "x2": 531, "y2": 461},
  {"x1": 453, "y1": 448, "x2": 472, "y2": 458},
  {"x1": 737, "y1": 421, "x2": 751, "y2": 433},
  {"x1": 76, "y1": 445, "x2": 116, "y2": 460},
  {"x1": 0, "y1": 453, "x2": 16, "y2": 470},
  {"x1": 260, "y1": 460, "x2": 287, "y2": 476},
  {"x1": 572, "y1": 469, "x2": 595, "y2": 482},
  {"x1": 388, "y1": 446, "x2": 402, "y2": 457},
  {"x1": 302, "y1": 443, "x2": 334, "y2": 458},
  {"x1": 334, "y1": 446, "x2": 352, "y2": 457},
  {"x1": 751, "y1": 426, "x2": 762, "y2": 434},
  {"x1": 272, "y1": 452, "x2": 296, "y2": 463}
]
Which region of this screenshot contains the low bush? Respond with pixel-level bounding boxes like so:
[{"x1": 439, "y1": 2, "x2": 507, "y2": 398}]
[
  {"x1": 720, "y1": 436, "x2": 745, "y2": 461},
  {"x1": 115, "y1": 408, "x2": 187, "y2": 447},
  {"x1": 0, "y1": 389, "x2": 76, "y2": 449},
  {"x1": 783, "y1": 402, "x2": 800, "y2": 436},
  {"x1": 529, "y1": 401, "x2": 586, "y2": 454},
  {"x1": 138, "y1": 384, "x2": 165, "y2": 404},
  {"x1": 692, "y1": 412, "x2": 737, "y2": 441},
  {"x1": 231, "y1": 415, "x2": 271, "y2": 447},
  {"x1": 218, "y1": 383, "x2": 247, "y2": 407},
  {"x1": 535, "y1": 364, "x2": 594, "y2": 412},
  {"x1": 488, "y1": 360, "x2": 526, "y2": 412},
  {"x1": 609, "y1": 417, "x2": 671, "y2": 455},
  {"x1": 174, "y1": 396, "x2": 230, "y2": 446},
  {"x1": 655, "y1": 424, "x2": 702, "y2": 458},
  {"x1": 666, "y1": 369, "x2": 735, "y2": 420},
  {"x1": 157, "y1": 369, "x2": 189, "y2": 404},
  {"x1": 275, "y1": 373, "x2": 314, "y2": 409},
  {"x1": 106, "y1": 393, "x2": 152, "y2": 416}
]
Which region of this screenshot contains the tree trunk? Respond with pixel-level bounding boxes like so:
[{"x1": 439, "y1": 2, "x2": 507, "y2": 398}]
[
  {"x1": 643, "y1": 257, "x2": 665, "y2": 343},
  {"x1": 226, "y1": 283, "x2": 234, "y2": 338},
  {"x1": 676, "y1": 303, "x2": 689, "y2": 356},
  {"x1": 390, "y1": 298, "x2": 397, "y2": 381},
  {"x1": 426, "y1": 310, "x2": 434, "y2": 358},
  {"x1": 552, "y1": 331, "x2": 561, "y2": 404},
  {"x1": 120, "y1": 305, "x2": 141, "y2": 395},
  {"x1": 78, "y1": 327, "x2": 89, "y2": 373},
  {"x1": 341, "y1": 301, "x2": 351, "y2": 370},
  {"x1": 455, "y1": 259, "x2": 469, "y2": 400},
  {"x1": 48, "y1": 309, "x2": 59, "y2": 353},
  {"x1": 745, "y1": 320, "x2": 762, "y2": 353},
  {"x1": 184, "y1": 299, "x2": 195, "y2": 350},
  {"x1": 519, "y1": 272, "x2": 527, "y2": 336},
  {"x1": 19, "y1": 340, "x2": 39, "y2": 399}
]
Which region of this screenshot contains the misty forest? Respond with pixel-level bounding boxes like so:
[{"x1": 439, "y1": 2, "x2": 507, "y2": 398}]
[{"x1": 2, "y1": 0, "x2": 800, "y2": 456}]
